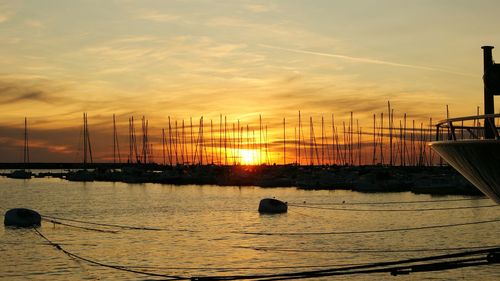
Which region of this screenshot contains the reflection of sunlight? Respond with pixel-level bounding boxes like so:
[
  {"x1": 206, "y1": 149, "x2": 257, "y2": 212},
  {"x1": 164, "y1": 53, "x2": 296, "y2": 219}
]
[{"x1": 239, "y1": 149, "x2": 257, "y2": 165}]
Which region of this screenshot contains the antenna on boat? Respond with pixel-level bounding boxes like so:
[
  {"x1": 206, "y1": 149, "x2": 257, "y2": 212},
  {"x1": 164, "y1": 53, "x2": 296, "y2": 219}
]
[{"x1": 482, "y1": 46, "x2": 500, "y2": 139}]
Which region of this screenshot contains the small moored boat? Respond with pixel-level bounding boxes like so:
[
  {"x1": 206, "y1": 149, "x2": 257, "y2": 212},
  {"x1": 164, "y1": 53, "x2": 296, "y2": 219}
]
[
  {"x1": 258, "y1": 198, "x2": 288, "y2": 214},
  {"x1": 4, "y1": 208, "x2": 41, "y2": 227}
]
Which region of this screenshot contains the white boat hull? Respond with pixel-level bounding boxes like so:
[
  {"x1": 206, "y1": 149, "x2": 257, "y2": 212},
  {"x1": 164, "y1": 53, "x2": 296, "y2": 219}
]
[{"x1": 430, "y1": 140, "x2": 500, "y2": 204}]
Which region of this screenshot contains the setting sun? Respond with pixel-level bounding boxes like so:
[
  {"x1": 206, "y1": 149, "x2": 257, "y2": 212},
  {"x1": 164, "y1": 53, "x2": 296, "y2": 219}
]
[{"x1": 239, "y1": 149, "x2": 258, "y2": 165}]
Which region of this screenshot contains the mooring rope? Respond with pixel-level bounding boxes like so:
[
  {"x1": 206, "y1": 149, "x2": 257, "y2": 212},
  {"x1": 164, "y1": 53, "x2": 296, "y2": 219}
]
[
  {"x1": 32, "y1": 228, "x2": 189, "y2": 280},
  {"x1": 107, "y1": 262, "x2": 372, "y2": 272},
  {"x1": 289, "y1": 197, "x2": 490, "y2": 206},
  {"x1": 42, "y1": 215, "x2": 165, "y2": 231},
  {"x1": 31, "y1": 228, "x2": 499, "y2": 281},
  {"x1": 0, "y1": 241, "x2": 98, "y2": 246},
  {"x1": 217, "y1": 259, "x2": 492, "y2": 281},
  {"x1": 41, "y1": 214, "x2": 202, "y2": 233},
  {"x1": 287, "y1": 203, "x2": 499, "y2": 212},
  {"x1": 43, "y1": 218, "x2": 119, "y2": 233},
  {"x1": 41, "y1": 215, "x2": 500, "y2": 237},
  {"x1": 237, "y1": 218, "x2": 500, "y2": 236},
  {"x1": 235, "y1": 245, "x2": 500, "y2": 254},
  {"x1": 29, "y1": 228, "x2": 373, "y2": 272},
  {"x1": 188, "y1": 248, "x2": 500, "y2": 280}
]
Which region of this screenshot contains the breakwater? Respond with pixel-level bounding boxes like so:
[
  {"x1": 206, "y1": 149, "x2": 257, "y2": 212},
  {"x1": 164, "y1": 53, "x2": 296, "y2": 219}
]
[{"x1": 0, "y1": 164, "x2": 482, "y2": 196}]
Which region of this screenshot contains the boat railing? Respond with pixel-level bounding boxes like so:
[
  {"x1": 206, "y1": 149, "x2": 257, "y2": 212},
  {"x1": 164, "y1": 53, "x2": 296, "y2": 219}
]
[{"x1": 434, "y1": 113, "x2": 500, "y2": 141}]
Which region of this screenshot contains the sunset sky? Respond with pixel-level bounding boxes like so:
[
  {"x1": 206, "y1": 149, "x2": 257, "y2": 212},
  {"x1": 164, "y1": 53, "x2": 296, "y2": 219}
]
[{"x1": 1, "y1": 0, "x2": 499, "y2": 163}]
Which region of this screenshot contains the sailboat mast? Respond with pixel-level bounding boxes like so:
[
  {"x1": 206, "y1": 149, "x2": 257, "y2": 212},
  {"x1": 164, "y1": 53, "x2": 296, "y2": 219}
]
[
  {"x1": 399, "y1": 120, "x2": 403, "y2": 166},
  {"x1": 343, "y1": 121, "x2": 346, "y2": 165},
  {"x1": 142, "y1": 116, "x2": 147, "y2": 164},
  {"x1": 211, "y1": 119, "x2": 214, "y2": 164},
  {"x1": 332, "y1": 114, "x2": 335, "y2": 165},
  {"x1": 298, "y1": 111, "x2": 301, "y2": 165},
  {"x1": 113, "y1": 114, "x2": 121, "y2": 164},
  {"x1": 252, "y1": 129, "x2": 256, "y2": 163},
  {"x1": 168, "y1": 117, "x2": 173, "y2": 165},
  {"x1": 259, "y1": 115, "x2": 262, "y2": 164},
  {"x1": 247, "y1": 124, "x2": 250, "y2": 152},
  {"x1": 174, "y1": 120, "x2": 179, "y2": 165},
  {"x1": 132, "y1": 117, "x2": 138, "y2": 163},
  {"x1": 411, "y1": 119, "x2": 415, "y2": 166},
  {"x1": 350, "y1": 112, "x2": 354, "y2": 165},
  {"x1": 113, "y1": 115, "x2": 116, "y2": 164},
  {"x1": 200, "y1": 116, "x2": 204, "y2": 165},
  {"x1": 190, "y1": 117, "x2": 194, "y2": 165},
  {"x1": 83, "y1": 113, "x2": 93, "y2": 165},
  {"x1": 162, "y1": 128, "x2": 166, "y2": 165},
  {"x1": 129, "y1": 117, "x2": 133, "y2": 163},
  {"x1": 380, "y1": 112, "x2": 384, "y2": 165},
  {"x1": 294, "y1": 127, "x2": 297, "y2": 164},
  {"x1": 231, "y1": 122, "x2": 235, "y2": 165},
  {"x1": 321, "y1": 116, "x2": 324, "y2": 165},
  {"x1": 283, "y1": 117, "x2": 286, "y2": 165},
  {"x1": 83, "y1": 113, "x2": 87, "y2": 166},
  {"x1": 237, "y1": 120, "x2": 240, "y2": 163},
  {"x1": 24, "y1": 117, "x2": 29, "y2": 164},
  {"x1": 182, "y1": 120, "x2": 186, "y2": 165},
  {"x1": 388, "y1": 102, "x2": 393, "y2": 166},
  {"x1": 372, "y1": 114, "x2": 376, "y2": 165},
  {"x1": 265, "y1": 125, "x2": 270, "y2": 164},
  {"x1": 146, "y1": 120, "x2": 150, "y2": 163},
  {"x1": 224, "y1": 116, "x2": 227, "y2": 165},
  {"x1": 179, "y1": 120, "x2": 184, "y2": 164},
  {"x1": 310, "y1": 116, "x2": 313, "y2": 166},
  {"x1": 358, "y1": 125, "x2": 362, "y2": 166},
  {"x1": 219, "y1": 114, "x2": 222, "y2": 165},
  {"x1": 403, "y1": 113, "x2": 407, "y2": 166}
]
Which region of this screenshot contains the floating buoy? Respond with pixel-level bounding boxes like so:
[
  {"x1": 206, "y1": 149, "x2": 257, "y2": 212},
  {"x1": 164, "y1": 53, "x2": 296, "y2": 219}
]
[
  {"x1": 258, "y1": 198, "x2": 287, "y2": 214},
  {"x1": 4, "y1": 208, "x2": 41, "y2": 227}
]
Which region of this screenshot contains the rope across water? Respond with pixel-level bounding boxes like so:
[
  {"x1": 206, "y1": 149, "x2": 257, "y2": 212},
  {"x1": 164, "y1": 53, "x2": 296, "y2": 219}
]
[{"x1": 32, "y1": 228, "x2": 500, "y2": 280}]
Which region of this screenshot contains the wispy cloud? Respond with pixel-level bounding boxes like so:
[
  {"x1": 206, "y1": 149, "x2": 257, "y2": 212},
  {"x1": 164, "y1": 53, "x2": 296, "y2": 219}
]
[
  {"x1": 25, "y1": 19, "x2": 44, "y2": 28},
  {"x1": 137, "y1": 10, "x2": 181, "y2": 22},
  {"x1": 244, "y1": 4, "x2": 275, "y2": 13},
  {"x1": 0, "y1": 3, "x2": 13, "y2": 23},
  {"x1": 0, "y1": 80, "x2": 53, "y2": 104},
  {"x1": 0, "y1": 77, "x2": 89, "y2": 112},
  {"x1": 112, "y1": 35, "x2": 161, "y2": 44},
  {"x1": 258, "y1": 44, "x2": 474, "y2": 77},
  {"x1": 4, "y1": 91, "x2": 47, "y2": 103}
]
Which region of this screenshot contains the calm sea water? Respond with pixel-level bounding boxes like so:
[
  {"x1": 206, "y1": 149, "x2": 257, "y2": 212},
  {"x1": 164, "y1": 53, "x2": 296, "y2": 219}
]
[{"x1": 0, "y1": 176, "x2": 499, "y2": 280}]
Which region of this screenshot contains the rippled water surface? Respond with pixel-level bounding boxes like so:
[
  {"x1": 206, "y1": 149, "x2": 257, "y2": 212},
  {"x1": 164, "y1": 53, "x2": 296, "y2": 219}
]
[{"x1": 1, "y1": 176, "x2": 499, "y2": 280}]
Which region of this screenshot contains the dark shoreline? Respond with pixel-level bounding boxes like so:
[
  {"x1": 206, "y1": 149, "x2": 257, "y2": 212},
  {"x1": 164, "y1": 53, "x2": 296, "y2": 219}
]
[{"x1": 0, "y1": 163, "x2": 484, "y2": 197}]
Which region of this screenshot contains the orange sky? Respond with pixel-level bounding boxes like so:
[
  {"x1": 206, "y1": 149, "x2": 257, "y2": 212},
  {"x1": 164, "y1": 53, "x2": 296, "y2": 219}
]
[{"x1": 1, "y1": 0, "x2": 499, "y2": 163}]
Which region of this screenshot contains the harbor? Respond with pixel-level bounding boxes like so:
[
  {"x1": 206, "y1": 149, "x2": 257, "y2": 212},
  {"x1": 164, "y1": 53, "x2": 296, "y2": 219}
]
[
  {"x1": 1, "y1": 177, "x2": 498, "y2": 280},
  {"x1": 0, "y1": 164, "x2": 482, "y2": 196},
  {"x1": 0, "y1": 101, "x2": 490, "y2": 196},
  {"x1": 2, "y1": 1, "x2": 500, "y2": 280}
]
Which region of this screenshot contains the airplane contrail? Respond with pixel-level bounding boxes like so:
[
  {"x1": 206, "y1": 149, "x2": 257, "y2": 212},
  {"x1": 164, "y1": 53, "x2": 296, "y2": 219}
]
[{"x1": 258, "y1": 44, "x2": 474, "y2": 77}]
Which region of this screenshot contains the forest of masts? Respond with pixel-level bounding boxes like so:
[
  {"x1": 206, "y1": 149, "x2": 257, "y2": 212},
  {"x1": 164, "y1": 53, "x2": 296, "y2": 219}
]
[{"x1": 100, "y1": 102, "x2": 455, "y2": 167}]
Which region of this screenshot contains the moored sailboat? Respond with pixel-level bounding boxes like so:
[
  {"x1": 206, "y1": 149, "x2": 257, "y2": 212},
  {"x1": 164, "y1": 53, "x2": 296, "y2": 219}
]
[
  {"x1": 430, "y1": 46, "x2": 500, "y2": 204},
  {"x1": 7, "y1": 117, "x2": 32, "y2": 179}
]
